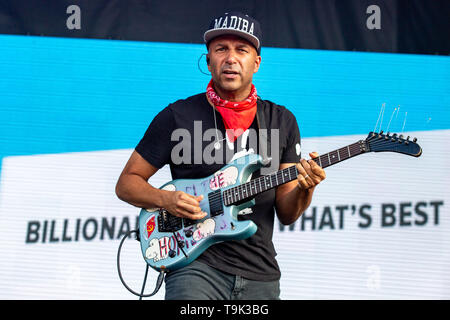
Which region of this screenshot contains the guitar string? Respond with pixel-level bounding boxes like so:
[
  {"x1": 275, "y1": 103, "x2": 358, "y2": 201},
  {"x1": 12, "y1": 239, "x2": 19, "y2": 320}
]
[
  {"x1": 227, "y1": 143, "x2": 358, "y2": 194},
  {"x1": 222, "y1": 137, "x2": 415, "y2": 204},
  {"x1": 224, "y1": 143, "x2": 361, "y2": 201},
  {"x1": 207, "y1": 133, "x2": 411, "y2": 200}
]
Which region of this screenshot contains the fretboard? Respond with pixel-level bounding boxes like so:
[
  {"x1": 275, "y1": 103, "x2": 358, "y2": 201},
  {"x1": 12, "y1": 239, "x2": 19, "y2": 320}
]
[{"x1": 223, "y1": 140, "x2": 366, "y2": 206}]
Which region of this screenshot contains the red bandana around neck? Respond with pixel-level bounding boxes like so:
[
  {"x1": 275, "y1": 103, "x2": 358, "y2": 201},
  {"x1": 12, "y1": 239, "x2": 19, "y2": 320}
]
[{"x1": 206, "y1": 79, "x2": 258, "y2": 142}]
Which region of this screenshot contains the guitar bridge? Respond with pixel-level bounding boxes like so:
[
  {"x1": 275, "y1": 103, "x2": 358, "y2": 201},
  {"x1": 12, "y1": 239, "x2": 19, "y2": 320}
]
[{"x1": 158, "y1": 209, "x2": 182, "y2": 232}]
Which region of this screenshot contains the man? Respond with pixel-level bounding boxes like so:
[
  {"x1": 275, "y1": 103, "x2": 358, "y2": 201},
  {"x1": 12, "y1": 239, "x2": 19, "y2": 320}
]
[{"x1": 115, "y1": 12, "x2": 326, "y2": 300}]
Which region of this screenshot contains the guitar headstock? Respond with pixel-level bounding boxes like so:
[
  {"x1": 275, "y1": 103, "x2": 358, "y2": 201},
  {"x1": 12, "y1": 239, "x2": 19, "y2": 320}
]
[{"x1": 365, "y1": 131, "x2": 422, "y2": 157}]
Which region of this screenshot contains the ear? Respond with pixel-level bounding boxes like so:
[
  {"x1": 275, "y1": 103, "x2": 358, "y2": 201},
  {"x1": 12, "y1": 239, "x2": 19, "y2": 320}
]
[
  {"x1": 253, "y1": 55, "x2": 262, "y2": 74},
  {"x1": 206, "y1": 54, "x2": 211, "y2": 72}
]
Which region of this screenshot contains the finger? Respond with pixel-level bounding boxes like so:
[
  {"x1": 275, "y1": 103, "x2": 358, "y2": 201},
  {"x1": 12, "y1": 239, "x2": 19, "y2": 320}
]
[
  {"x1": 174, "y1": 207, "x2": 207, "y2": 220},
  {"x1": 300, "y1": 159, "x2": 318, "y2": 180},
  {"x1": 296, "y1": 163, "x2": 312, "y2": 187},
  {"x1": 297, "y1": 175, "x2": 309, "y2": 189},
  {"x1": 308, "y1": 159, "x2": 326, "y2": 180},
  {"x1": 178, "y1": 200, "x2": 202, "y2": 214},
  {"x1": 309, "y1": 152, "x2": 319, "y2": 159},
  {"x1": 297, "y1": 161, "x2": 321, "y2": 187},
  {"x1": 296, "y1": 162, "x2": 308, "y2": 177},
  {"x1": 182, "y1": 193, "x2": 204, "y2": 206},
  {"x1": 300, "y1": 159, "x2": 312, "y2": 173},
  {"x1": 190, "y1": 194, "x2": 204, "y2": 204}
]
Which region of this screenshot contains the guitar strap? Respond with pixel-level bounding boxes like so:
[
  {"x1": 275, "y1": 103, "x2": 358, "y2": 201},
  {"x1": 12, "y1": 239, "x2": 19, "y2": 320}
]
[{"x1": 256, "y1": 98, "x2": 272, "y2": 167}]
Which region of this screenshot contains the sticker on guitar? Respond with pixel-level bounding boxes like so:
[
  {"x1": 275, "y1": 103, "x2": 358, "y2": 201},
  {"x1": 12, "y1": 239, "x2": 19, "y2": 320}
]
[
  {"x1": 145, "y1": 215, "x2": 156, "y2": 239},
  {"x1": 145, "y1": 237, "x2": 170, "y2": 262},
  {"x1": 144, "y1": 218, "x2": 217, "y2": 262},
  {"x1": 192, "y1": 218, "x2": 216, "y2": 241},
  {"x1": 209, "y1": 166, "x2": 238, "y2": 190}
]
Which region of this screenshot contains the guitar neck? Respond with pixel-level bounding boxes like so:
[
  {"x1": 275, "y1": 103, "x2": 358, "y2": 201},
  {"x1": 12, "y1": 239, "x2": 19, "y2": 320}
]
[{"x1": 223, "y1": 140, "x2": 367, "y2": 206}]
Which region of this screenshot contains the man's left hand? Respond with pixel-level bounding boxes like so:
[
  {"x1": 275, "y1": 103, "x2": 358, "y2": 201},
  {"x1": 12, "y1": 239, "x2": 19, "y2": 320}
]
[{"x1": 296, "y1": 152, "x2": 326, "y2": 190}]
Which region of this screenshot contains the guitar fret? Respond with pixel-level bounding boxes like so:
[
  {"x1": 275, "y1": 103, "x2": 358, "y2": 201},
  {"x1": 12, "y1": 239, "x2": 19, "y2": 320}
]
[
  {"x1": 340, "y1": 147, "x2": 348, "y2": 159},
  {"x1": 322, "y1": 155, "x2": 328, "y2": 167},
  {"x1": 271, "y1": 174, "x2": 276, "y2": 187},
  {"x1": 223, "y1": 191, "x2": 227, "y2": 206},
  {"x1": 330, "y1": 150, "x2": 338, "y2": 164},
  {"x1": 222, "y1": 140, "x2": 368, "y2": 206},
  {"x1": 292, "y1": 166, "x2": 298, "y2": 180}
]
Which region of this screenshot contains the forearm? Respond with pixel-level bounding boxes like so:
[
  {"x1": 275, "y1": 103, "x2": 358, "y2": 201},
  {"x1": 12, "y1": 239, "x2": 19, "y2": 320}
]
[
  {"x1": 115, "y1": 173, "x2": 169, "y2": 209},
  {"x1": 276, "y1": 185, "x2": 315, "y2": 225}
]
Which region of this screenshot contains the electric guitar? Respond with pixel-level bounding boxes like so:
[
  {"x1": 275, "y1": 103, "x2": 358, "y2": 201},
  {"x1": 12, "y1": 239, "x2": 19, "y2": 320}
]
[{"x1": 138, "y1": 131, "x2": 422, "y2": 272}]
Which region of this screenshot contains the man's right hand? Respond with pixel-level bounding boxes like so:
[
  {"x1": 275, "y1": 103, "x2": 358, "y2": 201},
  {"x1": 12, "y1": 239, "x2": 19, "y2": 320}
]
[
  {"x1": 116, "y1": 151, "x2": 207, "y2": 221},
  {"x1": 162, "y1": 191, "x2": 207, "y2": 220}
]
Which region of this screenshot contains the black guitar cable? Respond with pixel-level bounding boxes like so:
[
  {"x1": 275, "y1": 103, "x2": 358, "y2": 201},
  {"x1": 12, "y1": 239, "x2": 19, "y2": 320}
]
[{"x1": 116, "y1": 229, "x2": 166, "y2": 300}]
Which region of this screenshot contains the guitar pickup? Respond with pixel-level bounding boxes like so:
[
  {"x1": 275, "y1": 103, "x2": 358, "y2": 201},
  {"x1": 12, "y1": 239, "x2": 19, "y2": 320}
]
[
  {"x1": 208, "y1": 190, "x2": 224, "y2": 217},
  {"x1": 157, "y1": 209, "x2": 182, "y2": 232}
]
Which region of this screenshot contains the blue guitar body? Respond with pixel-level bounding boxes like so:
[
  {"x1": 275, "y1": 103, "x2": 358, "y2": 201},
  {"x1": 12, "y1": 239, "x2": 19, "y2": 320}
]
[{"x1": 138, "y1": 154, "x2": 264, "y2": 272}]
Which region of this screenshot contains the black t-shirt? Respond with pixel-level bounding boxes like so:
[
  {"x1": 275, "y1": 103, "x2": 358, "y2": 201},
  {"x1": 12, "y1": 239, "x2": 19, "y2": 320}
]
[{"x1": 136, "y1": 93, "x2": 301, "y2": 281}]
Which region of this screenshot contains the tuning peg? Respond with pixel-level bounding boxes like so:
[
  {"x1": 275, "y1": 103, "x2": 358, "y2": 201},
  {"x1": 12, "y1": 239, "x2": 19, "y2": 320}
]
[
  {"x1": 413, "y1": 137, "x2": 417, "y2": 143},
  {"x1": 405, "y1": 136, "x2": 410, "y2": 144},
  {"x1": 399, "y1": 134, "x2": 404, "y2": 139}
]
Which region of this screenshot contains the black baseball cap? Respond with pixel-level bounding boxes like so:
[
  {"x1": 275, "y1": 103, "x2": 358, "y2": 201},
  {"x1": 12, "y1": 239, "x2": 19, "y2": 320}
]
[{"x1": 204, "y1": 12, "x2": 262, "y2": 55}]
